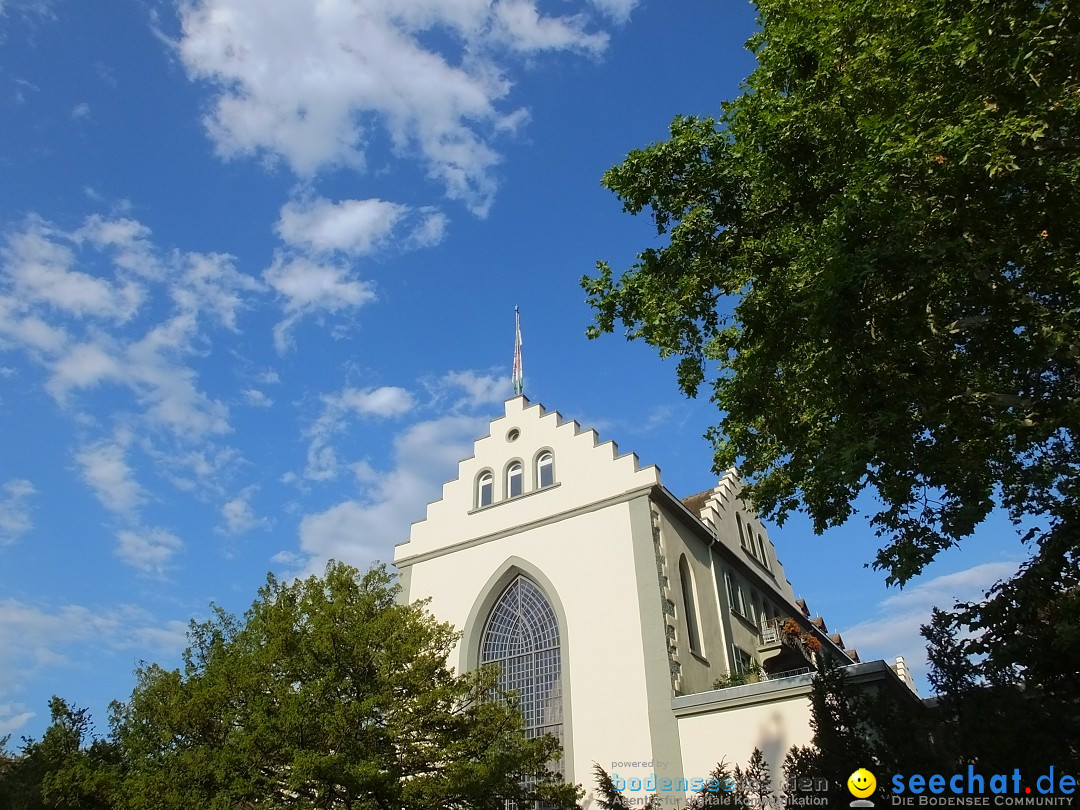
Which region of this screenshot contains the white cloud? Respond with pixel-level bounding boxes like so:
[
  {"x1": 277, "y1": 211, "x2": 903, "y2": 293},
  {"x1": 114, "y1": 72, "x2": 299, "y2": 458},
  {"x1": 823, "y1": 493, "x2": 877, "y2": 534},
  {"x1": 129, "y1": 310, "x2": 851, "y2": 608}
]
[
  {"x1": 242, "y1": 388, "x2": 273, "y2": 407},
  {"x1": 125, "y1": 315, "x2": 231, "y2": 439},
  {"x1": 172, "y1": 251, "x2": 263, "y2": 330},
  {"x1": 408, "y1": 209, "x2": 449, "y2": 248},
  {"x1": 492, "y1": 1, "x2": 608, "y2": 53},
  {"x1": 2, "y1": 215, "x2": 245, "y2": 443},
  {"x1": 74, "y1": 215, "x2": 162, "y2": 280},
  {"x1": 0, "y1": 296, "x2": 69, "y2": 353},
  {"x1": 1, "y1": 215, "x2": 144, "y2": 321},
  {"x1": 840, "y1": 560, "x2": 1022, "y2": 689},
  {"x1": 264, "y1": 255, "x2": 377, "y2": 352},
  {"x1": 71, "y1": 102, "x2": 90, "y2": 119},
  {"x1": 0, "y1": 703, "x2": 36, "y2": 737},
  {"x1": 0, "y1": 478, "x2": 35, "y2": 545},
  {"x1": 298, "y1": 413, "x2": 488, "y2": 571},
  {"x1": 173, "y1": 0, "x2": 628, "y2": 215},
  {"x1": 50, "y1": 341, "x2": 123, "y2": 394},
  {"x1": 266, "y1": 196, "x2": 446, "y2": 349},
  {"x1": 140, "y1": 441, "x2": 242, "y2": 498},
  {"x1": 587, "y1": 0, "x2": 639, "y2": 23},
  {"x1": 437, "y1": 369, "x2": 512, "y2": 408},
  {"x1": 220, "y1": 487, "x2": 269, "y2": 535},
  {"x1": 0, "y1": 0, "x2": 56, "y2": 22},
  {"x1": 75, "y1": 439, "x2": 142, "y2": 517},
  {"x1": 0, "y1": 597, "x2": 187, "y2": 731},
  {"x1": 276, "y1": 197, "x2": 407, "y2": 256},
  {"x1": 303, "y1": 385, "x2": 415, "y2": 481},
  {"x1": 115, "y1": 527, "x2": 184, "y2": 574}
]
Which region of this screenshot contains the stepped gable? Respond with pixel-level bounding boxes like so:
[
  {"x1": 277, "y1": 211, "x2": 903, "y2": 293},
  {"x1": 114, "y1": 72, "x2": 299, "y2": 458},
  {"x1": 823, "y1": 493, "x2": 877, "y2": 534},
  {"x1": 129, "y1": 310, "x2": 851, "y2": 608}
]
[{"x1": 396, "y1": 395, "x2": 661, "y2": 560}]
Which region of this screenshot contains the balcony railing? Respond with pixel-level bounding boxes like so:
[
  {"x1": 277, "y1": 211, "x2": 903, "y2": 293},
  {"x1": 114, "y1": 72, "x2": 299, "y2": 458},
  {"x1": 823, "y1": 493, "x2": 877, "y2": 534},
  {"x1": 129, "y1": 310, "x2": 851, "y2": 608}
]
[
  {"x1": 761, "y1": 621, "x2": 781, "y2": 645},
  {"x1": 710, "y1": 665, "x2": 813, "y2": 691}
]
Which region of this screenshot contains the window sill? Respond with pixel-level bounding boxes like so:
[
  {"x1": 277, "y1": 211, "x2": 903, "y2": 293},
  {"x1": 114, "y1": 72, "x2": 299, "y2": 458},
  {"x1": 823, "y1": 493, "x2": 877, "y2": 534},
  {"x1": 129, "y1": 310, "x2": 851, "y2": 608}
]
[{"x1": 469, "y1": 482, "x2": 561, "y2": 514}]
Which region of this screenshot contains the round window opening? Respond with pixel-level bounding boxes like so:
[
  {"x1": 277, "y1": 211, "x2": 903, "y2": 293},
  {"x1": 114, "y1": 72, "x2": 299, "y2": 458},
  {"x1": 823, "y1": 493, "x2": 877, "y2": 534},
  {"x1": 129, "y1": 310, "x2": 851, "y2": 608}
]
[{"x1": 506, "y1": 428, "x2": 520, "y2": 442}]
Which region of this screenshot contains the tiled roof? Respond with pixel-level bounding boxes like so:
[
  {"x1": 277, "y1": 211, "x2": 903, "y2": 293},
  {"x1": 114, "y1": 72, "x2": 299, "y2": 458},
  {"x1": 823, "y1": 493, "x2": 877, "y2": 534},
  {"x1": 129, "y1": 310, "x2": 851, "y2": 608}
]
[{"x1": 681, "y1": 488, "x2": 714, "y2": 516}]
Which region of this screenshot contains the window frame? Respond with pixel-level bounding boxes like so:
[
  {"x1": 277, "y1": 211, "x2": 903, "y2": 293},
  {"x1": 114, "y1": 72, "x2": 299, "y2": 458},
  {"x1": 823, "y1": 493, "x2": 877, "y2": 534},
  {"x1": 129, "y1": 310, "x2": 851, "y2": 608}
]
[
  {"x1": 476, "y1": 470, "x2": 494, "y2": 508},
  {"x1": 479, "y1": 576, "x2": 563, "y2": 764},
  {"x1": 678, "y1": 555, "x2": 703, "y2": 656},
  {"x1": 535, "y1": 450, "x2": 555, "y2": 489},
  {"x1": 505, "y1": 461, "x2": 524, "y2": 499}
]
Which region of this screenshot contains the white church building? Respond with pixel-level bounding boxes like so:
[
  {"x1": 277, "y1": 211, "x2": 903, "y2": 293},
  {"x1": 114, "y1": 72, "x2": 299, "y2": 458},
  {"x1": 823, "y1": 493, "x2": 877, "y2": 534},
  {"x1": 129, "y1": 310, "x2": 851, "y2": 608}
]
[{"x1": 393, "y1": 395, "x2": 916, "y2": 806}]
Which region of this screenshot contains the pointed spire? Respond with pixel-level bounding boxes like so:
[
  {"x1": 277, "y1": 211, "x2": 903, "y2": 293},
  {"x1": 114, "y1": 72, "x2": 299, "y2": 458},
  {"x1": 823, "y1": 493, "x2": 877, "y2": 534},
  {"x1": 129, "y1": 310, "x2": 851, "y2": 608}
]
[{"x1": 512, "y1": 306, "x2": 524, "y2": 396}]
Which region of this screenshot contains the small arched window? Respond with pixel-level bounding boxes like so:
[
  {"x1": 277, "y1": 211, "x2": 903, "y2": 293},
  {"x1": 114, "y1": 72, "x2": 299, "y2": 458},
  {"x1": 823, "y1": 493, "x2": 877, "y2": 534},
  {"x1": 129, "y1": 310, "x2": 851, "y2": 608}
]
[
  {"x1": 477, "y1": 472, "x2": 493, "y2": 508},
  {"x1": 736, "y1": 513, "x2": 747, "y2": 548},
  {"x1": 506, "y1": 462, "x2": 523, "y2": 498},
  {"x1": 536, "y1": 451, "x2": 554, "y2": 488},
  {"x1": 679, "y1": 555, "x2": 702, "y2": 655}
]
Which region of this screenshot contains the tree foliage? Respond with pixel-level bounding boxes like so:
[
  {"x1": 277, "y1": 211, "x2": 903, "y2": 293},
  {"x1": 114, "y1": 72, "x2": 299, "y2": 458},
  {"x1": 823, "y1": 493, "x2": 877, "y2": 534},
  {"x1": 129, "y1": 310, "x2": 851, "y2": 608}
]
[
  {"x1": 0, "y1": 698, "x2": 120, "y2": 810},
  {"x1": 107, "y1": 561, "x2": 580, "y2": 810},
  {"x1": 921, "y1": 601, "x2": 1078, "y2": 772},
  {"x1": 583, "y1": 0, "x2": 1080, "y2": 586}
]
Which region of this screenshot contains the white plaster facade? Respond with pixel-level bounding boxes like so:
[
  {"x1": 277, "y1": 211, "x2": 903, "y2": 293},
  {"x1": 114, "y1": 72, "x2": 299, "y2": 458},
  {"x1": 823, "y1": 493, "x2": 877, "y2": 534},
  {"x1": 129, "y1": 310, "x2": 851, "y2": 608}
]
[{"x1": 393, "y1": 396, "x2": 911, "y2": 807}]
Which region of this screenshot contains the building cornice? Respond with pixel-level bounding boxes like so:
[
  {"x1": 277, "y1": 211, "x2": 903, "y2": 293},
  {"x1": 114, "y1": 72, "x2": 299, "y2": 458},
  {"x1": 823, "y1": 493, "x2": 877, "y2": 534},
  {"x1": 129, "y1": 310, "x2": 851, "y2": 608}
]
[{"x1": 394, "y1": 484, "x2": 657, "y2": 568}]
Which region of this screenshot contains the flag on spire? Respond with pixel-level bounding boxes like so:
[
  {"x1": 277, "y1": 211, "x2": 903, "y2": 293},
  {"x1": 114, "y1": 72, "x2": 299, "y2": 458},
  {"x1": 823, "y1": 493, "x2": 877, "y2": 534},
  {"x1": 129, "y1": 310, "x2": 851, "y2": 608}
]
[{"x1": 512, "y1": 306, "x2": 524, "y2": 396}]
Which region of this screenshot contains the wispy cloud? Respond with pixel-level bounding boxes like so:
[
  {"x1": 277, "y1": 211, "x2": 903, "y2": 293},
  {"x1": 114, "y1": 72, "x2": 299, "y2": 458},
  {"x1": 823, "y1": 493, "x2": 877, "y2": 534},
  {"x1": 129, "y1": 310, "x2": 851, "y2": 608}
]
[
  {"x1": 263, "y1": 255, "x2": 376, "y2": 353},
  {"x1": 303, "y1": 386, "x2": 416, "y2": 481},
  {"x1": 295, "y1": 413, "x2": 489, "y2": 573},
  {"x1": 282, "y1": 370, "x2": 507, "y2": 572},
  {"x1": 75, "y1": 438, "x2": 143, "y2": 517},
  {"x1": 115, "y1": 527, "x2": 184, "y2": 575},
  {"x1": 219, "y1": 487, "x2": 270, "y2": 535},
  {"x1": 840, "y1": 561, "x2": 1022, "y2": 689},
  {"x1": 0, "y1": 478, "x2": 36, "y2": 545},
  {"x1": 0, "y1": 597, "x2": 187, "y2": 734}
]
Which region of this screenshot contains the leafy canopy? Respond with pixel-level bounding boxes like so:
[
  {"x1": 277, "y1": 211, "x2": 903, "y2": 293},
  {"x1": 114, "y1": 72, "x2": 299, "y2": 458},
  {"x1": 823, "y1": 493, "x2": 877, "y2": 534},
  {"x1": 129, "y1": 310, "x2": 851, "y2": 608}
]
[
  {"x1": 110, "y1": 562, "x2": 580, "y2": 810},
  {"x1": 583, "y1": 0, "x2": 1080, "y2": 584}
]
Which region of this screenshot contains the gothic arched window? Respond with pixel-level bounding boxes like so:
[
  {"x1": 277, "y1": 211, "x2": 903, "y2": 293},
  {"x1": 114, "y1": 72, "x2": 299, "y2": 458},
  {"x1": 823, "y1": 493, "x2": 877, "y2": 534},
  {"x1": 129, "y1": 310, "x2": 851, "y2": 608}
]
[{"x1": 480, "y1": 576, "x2": 562, "y2": 744}]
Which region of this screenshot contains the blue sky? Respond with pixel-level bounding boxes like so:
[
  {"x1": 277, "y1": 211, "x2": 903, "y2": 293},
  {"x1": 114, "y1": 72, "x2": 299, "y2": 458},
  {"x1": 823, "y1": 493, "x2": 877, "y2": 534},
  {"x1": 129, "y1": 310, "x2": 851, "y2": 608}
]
[{"x1": 0, "y1": 0, "x2": 1024, "y2": 742}]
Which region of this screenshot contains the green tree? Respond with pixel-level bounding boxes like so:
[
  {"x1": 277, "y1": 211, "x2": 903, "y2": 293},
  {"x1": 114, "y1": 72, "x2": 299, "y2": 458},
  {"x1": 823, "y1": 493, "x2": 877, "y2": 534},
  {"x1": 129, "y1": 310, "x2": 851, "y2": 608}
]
[
  {"x1": 111, "y1": 561, "x2": 581, "y2": 810},
  {"x1": 736, "y1": 748, "x2": 771, "y2": 808},
  {"x1": 582, "y1": 0, "x2": 1080, "y2": 755},
  {"x1": 0, "y1": 698, "x2": 120, "y2": 810},
  {"x1": 921, "y1": 602, "x2": 1077, "y2": 773},
  {"x1": 591, "y1": 763, "x2": 660, "y2": 809},
  {"x1": 691, "y1": 760, "x2": 745, "y2": 809},
  {"x1": 583, "y1": 0, "x2": 1080, "y2": 586}
]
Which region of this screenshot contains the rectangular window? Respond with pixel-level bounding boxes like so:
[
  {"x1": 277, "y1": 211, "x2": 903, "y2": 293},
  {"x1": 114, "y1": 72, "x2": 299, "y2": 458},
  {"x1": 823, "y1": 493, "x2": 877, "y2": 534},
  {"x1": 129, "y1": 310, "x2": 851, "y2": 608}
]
[
  {"x1": 724, "y1": 572, "x2": 736, "y2": 610},
  {"x1": 733, "y1": 646, "x2": 754, "y2": 675}
]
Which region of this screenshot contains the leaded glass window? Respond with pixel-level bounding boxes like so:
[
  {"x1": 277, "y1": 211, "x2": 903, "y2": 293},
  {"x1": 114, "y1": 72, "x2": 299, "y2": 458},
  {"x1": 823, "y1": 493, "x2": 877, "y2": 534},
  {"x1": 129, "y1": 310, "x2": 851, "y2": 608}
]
[{"x1": 480, "y1": 576, "x2": 563, "y2": 752}]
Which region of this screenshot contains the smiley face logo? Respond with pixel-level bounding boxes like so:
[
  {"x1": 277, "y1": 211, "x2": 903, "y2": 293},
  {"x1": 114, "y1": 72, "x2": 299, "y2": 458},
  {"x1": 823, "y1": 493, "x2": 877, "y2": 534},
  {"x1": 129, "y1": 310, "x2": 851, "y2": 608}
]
[{"x1": 848, "y1": 768, "x2": 876, "y2": 799}]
